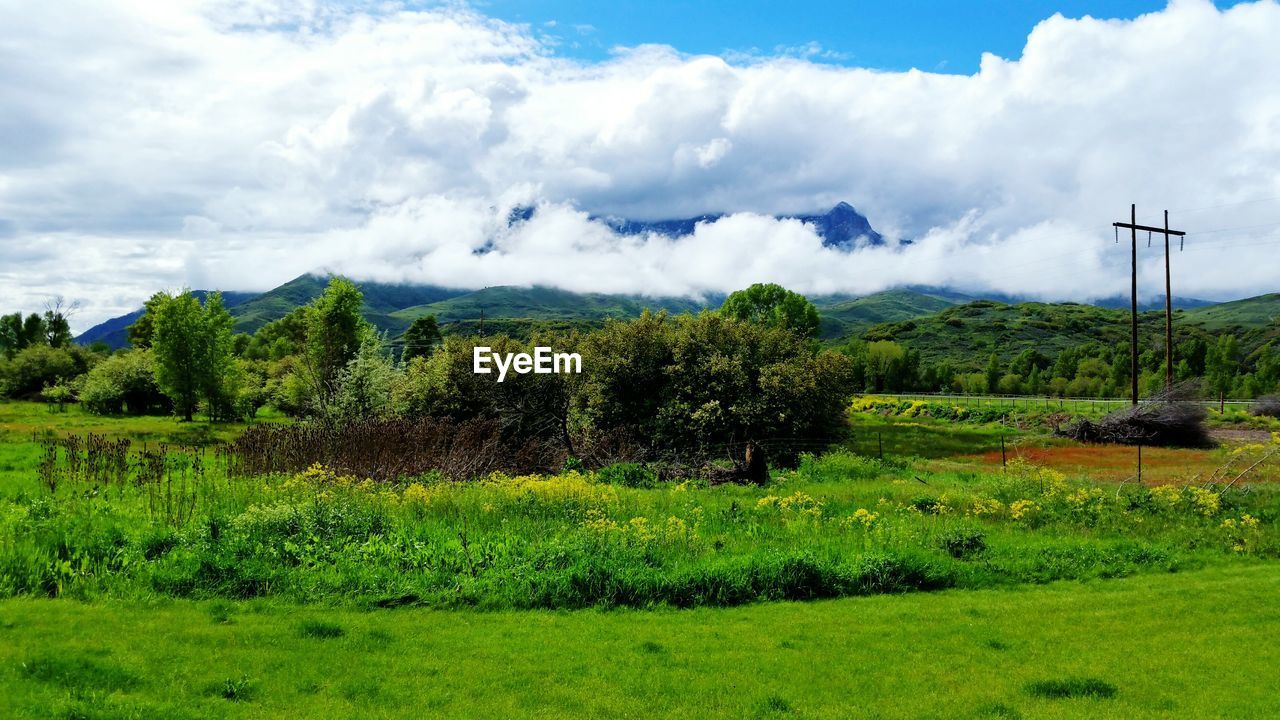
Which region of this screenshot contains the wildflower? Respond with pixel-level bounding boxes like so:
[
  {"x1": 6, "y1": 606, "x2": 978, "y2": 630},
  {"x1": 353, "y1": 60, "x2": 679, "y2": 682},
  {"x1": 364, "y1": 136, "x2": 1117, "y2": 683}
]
[
  {"x1": 1186, "y1": 487, "x2": 1221, "y2": 517},
  {"x1": 845, "y1": 508, "x2": 879, "y2": 529},
  {"x1": 968, "y1": 498, "x2": 1004, "y2": 517},
  {"x1": 1009, "y1": 499, "x2": 1040, "y2": 521}
]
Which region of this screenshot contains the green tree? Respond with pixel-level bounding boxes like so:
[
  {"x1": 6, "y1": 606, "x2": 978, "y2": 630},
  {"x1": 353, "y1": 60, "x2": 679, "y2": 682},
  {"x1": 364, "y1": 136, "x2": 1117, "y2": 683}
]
[
  {"x1": 984, "y1": 353, "x2": 1001, "y2": 395},
  {"x1": 401, "y1": 314, "x2": 442, "y2": 361},
  {"x1": 300, "y1": 277, "x2": 373, "y2": 415},
  {"x1": 127, "y1": 292, "x2": 171, "y2": 349},
  {"x1": 0, "y1": 313, "x2": 20, "y2": 358},
  {"x1": 152, "y1": 292, "x2": 204, "y2": 421},
  {"x1": 152, "y1": 291, "x2": 238, "y2": 421},
  {"x1": 1206, "y1": 335, "x2": 1240, "y2": 410},
  {"x1": 719, "y1": 283, "x2": 821, "y2": 339},
  {"x1": 200, "y1": 293, "x2": 241, "y2": 421},
  {"x1": 20, "y1": 313, "x2": 46, "y2": 348},
  {"x1": 865, "y1": 341, "x2": 905, "y2": 393}
]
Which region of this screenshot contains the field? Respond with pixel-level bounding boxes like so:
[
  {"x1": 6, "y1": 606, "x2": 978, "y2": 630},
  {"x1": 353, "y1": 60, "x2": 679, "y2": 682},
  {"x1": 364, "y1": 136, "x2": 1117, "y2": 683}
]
[{"x1": 2, "y1": 399, "x2": 1279, "y2": 718}]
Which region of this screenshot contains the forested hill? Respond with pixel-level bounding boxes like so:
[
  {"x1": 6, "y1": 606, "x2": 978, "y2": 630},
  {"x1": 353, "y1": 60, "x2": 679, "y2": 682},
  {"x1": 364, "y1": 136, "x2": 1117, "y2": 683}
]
[
  {"x1": 862, "y1": 296, "x2": 1280, "y2": 370},
  {"x1": 76, "y1": 275, "x2": 971, "y2": 349}
]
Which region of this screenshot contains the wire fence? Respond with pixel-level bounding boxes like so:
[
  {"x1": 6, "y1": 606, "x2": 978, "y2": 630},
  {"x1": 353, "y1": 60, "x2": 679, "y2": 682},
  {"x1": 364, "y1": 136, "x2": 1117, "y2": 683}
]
[{"x1": 869, "y1": 392, "x2": 1258, "y2": 413}]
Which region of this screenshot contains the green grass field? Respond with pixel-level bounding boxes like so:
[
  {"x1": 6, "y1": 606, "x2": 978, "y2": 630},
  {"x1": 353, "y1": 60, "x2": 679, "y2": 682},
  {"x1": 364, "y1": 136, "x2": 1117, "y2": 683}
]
[
  {"x1": 2, "y1": 565, "x2": 1277, "y2": 719},
  {"x1": 3, "y1": 401, "x2": 1279, "y2": 718}
]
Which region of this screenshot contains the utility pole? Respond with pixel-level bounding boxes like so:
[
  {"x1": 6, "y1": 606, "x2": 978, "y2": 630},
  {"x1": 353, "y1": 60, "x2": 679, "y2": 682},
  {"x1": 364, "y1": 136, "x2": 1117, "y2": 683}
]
[
  {"x1": 1162, "y1": 211, "x2": 1174, "y2": 390},
  {"x1": 1112, "y1": 206, "x2": 1185, "y2": 405}
]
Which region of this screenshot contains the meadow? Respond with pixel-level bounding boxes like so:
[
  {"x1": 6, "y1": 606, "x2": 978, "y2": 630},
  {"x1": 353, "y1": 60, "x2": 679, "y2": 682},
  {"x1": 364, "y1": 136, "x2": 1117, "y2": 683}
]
[{"x1": 2, "y1": 399, "x2": 1279, "y2": 717}]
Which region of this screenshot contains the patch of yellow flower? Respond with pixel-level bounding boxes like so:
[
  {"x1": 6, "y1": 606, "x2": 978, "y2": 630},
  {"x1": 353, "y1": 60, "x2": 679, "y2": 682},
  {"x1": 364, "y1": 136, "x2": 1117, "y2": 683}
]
[
  {"x1": 967, "y1": 497, "x2": 1004, "y2": 518},
  {"x1": 581, "y1": 509, "x2": 694, "y2": 546},
  {"x1": 1009, "y1": 499, "x2": 1040, "y2": 521},
  {"x1": 1064, "y1": 487, "x2": 1106, "y2": 513},
  {"x1": 842, "y1": 508, "x2": 880, "y2": 530},
  {"x1": 1221, "y1": 513, "x2": 1262, "y2": 553},
  {"x1": 1186, "y1": 487, "x2": 1221, "y2": 517}
]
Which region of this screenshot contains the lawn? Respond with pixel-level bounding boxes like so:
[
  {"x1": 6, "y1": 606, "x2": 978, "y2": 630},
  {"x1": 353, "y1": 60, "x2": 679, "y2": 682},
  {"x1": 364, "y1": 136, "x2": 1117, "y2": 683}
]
[{"x1": 2, "y1": 564, "x2": 1278, "y2": 719}]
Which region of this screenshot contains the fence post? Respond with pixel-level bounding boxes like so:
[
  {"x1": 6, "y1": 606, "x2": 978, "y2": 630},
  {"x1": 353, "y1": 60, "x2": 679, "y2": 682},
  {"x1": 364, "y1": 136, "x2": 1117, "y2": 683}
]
[{"x1": 1001, "y1": 435, "x2": 1007, "y2": 470}]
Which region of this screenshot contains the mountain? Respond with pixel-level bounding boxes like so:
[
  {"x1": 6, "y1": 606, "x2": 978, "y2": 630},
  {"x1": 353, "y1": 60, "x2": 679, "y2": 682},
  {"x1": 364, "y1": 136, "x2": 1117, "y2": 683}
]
[
  {"x1": 593, "y1": 201, "x2": 886, "y2": 249},
  {"x1": 75, "y1": 291, "x2": 257, "y2": 349},
  {"x1": 227, "y1": 274, "x2": 469, "y2": 335}
]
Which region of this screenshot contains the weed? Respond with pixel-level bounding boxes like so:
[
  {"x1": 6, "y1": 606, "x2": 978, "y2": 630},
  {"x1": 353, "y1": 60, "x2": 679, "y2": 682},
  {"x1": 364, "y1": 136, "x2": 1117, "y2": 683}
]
[
  {"x1": 755, "y1": 694, "x2": 793, "y2": 716},
  {"x1": 20, "y1": 653, "x2": 139, "y2": 692},
  {"x1": 208, "y1": 674, "x2": 256, "y2": 702},
  {"x1": 939, "y1": 527, "x2": 988, "y2": 559},
  {"x1": 298, "y1": 619, "x2": 345, "y2": 639},
  {"x1": 1024, "y1": 677, "x2": 1117, "y2": 699}
]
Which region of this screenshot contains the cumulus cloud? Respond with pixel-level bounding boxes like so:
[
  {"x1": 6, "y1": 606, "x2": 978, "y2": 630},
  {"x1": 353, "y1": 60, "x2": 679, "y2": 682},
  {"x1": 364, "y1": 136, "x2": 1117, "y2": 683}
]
[{"x1": 1, "y1": 0, "x2": 1279, "y2": 330}]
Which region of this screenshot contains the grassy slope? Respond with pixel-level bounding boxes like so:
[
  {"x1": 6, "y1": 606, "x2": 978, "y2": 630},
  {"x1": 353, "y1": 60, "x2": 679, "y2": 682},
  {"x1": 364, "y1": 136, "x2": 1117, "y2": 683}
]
[
  {"x1": 1183, "y1": 293, "x2": 1280, "y2": 331},
  {"x1": 816, "y1": 288, "x2": 959, "y2": 339},
  {"x1": 1, "y1": 564, "x2": 1277, "y2": 719},
  {"x1": 862, "y1": 294, "x2": 1280, "y2": 369},
  {"x1": 227, "y1": 275, "x2": 467, "y2": 335},
  {"x1": 391, "y1": 285, "x2": 708, "y2": 326}
]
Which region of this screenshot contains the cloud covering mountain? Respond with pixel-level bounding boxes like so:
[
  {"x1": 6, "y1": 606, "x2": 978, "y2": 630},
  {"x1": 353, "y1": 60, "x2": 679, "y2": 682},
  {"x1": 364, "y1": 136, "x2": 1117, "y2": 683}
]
[{"x1": 2, "y1": 0, "x2": 1280, "y2": 330}]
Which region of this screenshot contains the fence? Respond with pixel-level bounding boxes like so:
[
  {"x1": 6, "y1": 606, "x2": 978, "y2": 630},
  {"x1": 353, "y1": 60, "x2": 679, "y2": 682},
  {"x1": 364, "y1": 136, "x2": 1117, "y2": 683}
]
[{"x1": 870, "y1": 392, "x2": 1257, "y2": 413}]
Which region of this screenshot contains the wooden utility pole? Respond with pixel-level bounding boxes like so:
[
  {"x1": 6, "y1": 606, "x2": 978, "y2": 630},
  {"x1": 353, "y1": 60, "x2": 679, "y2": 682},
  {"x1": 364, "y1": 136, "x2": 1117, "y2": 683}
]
[
  {"x1": 1162, "y1": 211, "x2": 1174, "y2": 390},
  {"x1": 1112, "y1": 206, "x2": 1185, "y2": 405}
]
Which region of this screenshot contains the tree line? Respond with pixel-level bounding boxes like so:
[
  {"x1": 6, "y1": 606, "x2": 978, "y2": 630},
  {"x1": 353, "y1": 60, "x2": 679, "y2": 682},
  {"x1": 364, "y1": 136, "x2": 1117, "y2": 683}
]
[{"x1": 835, "y1": 333, "x2": 1279, "y2": 403}]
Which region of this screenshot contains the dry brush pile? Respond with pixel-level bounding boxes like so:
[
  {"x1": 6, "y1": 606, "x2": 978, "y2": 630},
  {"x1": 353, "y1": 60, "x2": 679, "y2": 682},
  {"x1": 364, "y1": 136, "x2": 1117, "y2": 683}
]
[{"x1": 1058, "y1": 384, "x2": 1215, "y2": 448}]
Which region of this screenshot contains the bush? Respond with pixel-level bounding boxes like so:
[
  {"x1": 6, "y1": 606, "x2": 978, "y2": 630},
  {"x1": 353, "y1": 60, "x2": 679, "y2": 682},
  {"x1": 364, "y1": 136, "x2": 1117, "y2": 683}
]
[
  {"x1": 79, "y1": 350, "x2": 168, "y2": 415},
  {"x1": 596, "y1": 463, "x2": 658, "y2": 488},
  {"x1": 1253, "y1": 396, "x2": 1280, "y2": 419},
  {"x1": 1, "y1": 345, "x2": 93, "y2": 399},
  {"x1": 938, "y1": 527, "x2": 988, "y2": 559}
]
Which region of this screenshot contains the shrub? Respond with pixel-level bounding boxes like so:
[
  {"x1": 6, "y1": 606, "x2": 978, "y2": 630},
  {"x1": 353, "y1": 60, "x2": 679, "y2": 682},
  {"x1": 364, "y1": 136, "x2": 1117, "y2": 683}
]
[
  {"x1": 79, "y1": 350, "x2": 168, "y2": 415},
  {"x1": 596, "y1": 463, "x2": 658, "y2": 488},
  {"x1": 938, "y1": 527, "x2": 988, "y2": 559},
  {"x1": 1253, "y1": 396, "x2": 1280, "y2": 419}
]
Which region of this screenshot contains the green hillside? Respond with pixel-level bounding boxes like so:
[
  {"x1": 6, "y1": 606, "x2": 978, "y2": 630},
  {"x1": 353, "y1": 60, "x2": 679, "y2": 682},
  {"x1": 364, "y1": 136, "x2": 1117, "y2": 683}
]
[
  {"x1": 815, "y1": 289, "x2": 959, "y2": 339},
  {"x1": 228, "y1": 275, "x2": 467, "y2": 334},
  {"x1": 391, "y1": 285, "x2": 707, "y2": 329},
  {"x1": 861, "y1": 296, "x2": 1280, "y2": 370},
  {"x1": 1183, "y1": 293, "x2": 1280, "y2": 331}
]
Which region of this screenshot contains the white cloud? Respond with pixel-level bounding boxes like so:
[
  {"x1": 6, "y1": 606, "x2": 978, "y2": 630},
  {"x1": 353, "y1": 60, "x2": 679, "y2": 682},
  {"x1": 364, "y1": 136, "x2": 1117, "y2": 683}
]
[{"x1": 1, "y1": 0, "x2": 1279, "y2": 331}]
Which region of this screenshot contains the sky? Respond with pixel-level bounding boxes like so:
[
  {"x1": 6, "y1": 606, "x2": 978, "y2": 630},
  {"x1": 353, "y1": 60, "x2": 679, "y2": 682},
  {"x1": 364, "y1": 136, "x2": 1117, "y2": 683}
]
[{"x1": 1, "y1": 0, "x2": 1279, "y2": 332}]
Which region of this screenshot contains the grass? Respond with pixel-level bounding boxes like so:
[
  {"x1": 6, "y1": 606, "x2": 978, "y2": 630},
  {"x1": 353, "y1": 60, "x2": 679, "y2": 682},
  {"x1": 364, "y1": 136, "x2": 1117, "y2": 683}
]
[
  {"x1": 1, "y1": 564, "x2": 1278, "y2": 718},
  {"x1": 3, "y1": 399, "x2": 1279, "y2": 716}
]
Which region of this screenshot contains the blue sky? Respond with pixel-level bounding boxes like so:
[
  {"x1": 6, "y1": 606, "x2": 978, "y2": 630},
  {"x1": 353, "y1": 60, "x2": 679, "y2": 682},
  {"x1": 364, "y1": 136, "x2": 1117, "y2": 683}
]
[{"x1": 478, "y1": 0, "x2": 1241, "y2": 72}]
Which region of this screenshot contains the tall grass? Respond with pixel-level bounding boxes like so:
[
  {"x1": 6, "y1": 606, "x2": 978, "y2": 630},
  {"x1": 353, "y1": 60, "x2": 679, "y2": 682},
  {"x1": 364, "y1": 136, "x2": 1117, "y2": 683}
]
[{"x1": 3, "y1": 443, "x2": 1277, "y2": 608}]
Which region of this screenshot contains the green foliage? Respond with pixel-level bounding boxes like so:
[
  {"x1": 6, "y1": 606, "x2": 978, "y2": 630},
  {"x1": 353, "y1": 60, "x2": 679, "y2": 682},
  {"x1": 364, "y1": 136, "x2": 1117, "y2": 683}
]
[
  {"x1": 79, "y1": 350, "x2": 168, "y2": 415},
  {"x1": 595, "y1": 463, "x2": 658, "y2": 488},
  {"x1": 152, "y1": 291, "x2": 239, "y2": 421},
  {"x1": 299, "y1": 277, "x2": 375, "y2": 415},
  {"x1": 401, "y1": 314, "x2": 441, "y2": 361},
  {"x1": 327, "y1": 334, "x2": 400, "y2": 422},
  {"x1": 720, "y1": 283, "x2": 821, "y2": 339},
  {"x1": 578, "y1": 312, "x2": 854, "y2": 454},
  {"x1": 0, "y1": 344, "x2": 93, "y2": 399}
]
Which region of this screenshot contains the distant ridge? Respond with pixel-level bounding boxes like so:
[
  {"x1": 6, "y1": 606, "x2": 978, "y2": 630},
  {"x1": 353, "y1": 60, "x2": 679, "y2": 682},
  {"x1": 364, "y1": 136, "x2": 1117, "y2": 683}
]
[{"x1": 579, "y1": 201, "x2": 886, "y2": 249}]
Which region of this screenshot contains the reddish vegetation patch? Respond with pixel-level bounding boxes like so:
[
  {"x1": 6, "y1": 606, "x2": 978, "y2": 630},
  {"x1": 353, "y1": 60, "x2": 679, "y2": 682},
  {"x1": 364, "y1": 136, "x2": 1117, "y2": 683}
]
[{"x1": 967, "y1": 444, "x2": 1221, "y2": 484}]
